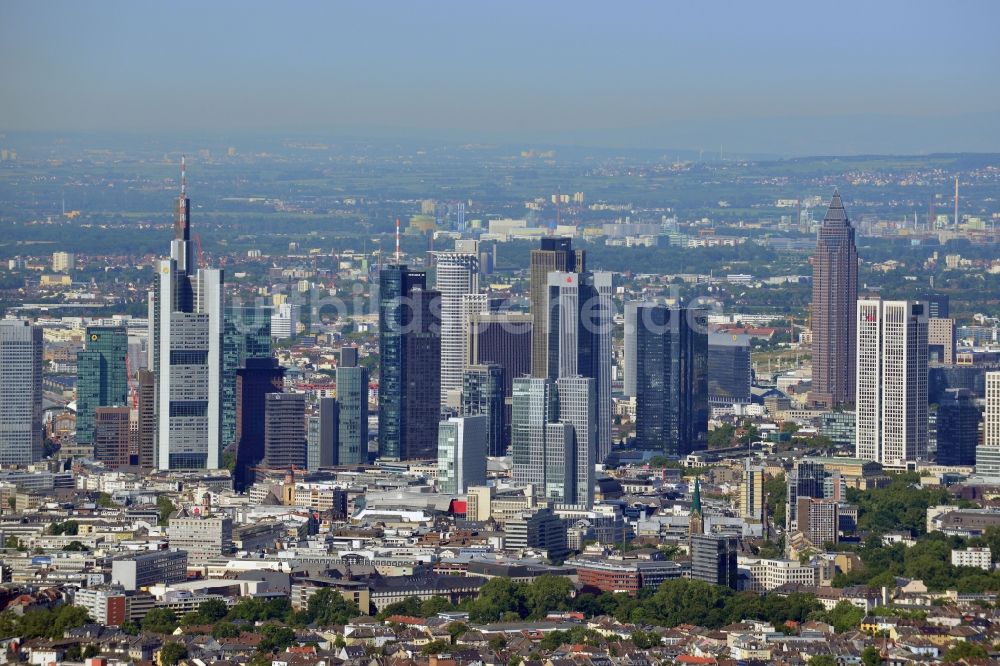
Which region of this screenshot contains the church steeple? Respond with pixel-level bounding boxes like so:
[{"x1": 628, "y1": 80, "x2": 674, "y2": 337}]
[{"x1": 689, "y1": 477, "x2": 704, "y2": 537}]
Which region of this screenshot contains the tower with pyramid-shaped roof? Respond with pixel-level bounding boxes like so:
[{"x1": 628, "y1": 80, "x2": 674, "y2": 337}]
[{"x1": 808, "y1": 190, "x2": 858, "y2": 409}]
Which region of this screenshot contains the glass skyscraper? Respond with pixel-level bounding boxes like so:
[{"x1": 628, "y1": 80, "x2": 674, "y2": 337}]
[
  {"x1": 336, "y1": 361, "x2": 369, "y2": 465},
  {"x1": 76, "y1": 326, "x2": 128, "y2": 446},
  {"x1": 377, "y1": 265, "x2": 440, "y2": 460},
  {"x1": 222, "y1": 304, "x2": 272, "y2": 449},
  {"x1": 462, "y1": 364, "x2": 505, "y2": 457},
  {"x1": 634, "y1": 304, "x2": 708, "y2": 457}
]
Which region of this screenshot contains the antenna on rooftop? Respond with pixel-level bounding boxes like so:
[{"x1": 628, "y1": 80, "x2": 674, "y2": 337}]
[
  {"x1": 395, "y1": 217, "x2": 401, "y2": 263},
  {"x1": 181, "y1": 155, "x2": 187, "y2": 197}
]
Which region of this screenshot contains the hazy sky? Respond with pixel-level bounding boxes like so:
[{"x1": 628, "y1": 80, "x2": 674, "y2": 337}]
[{"x1": 2, "y1": 1, "x2": 999, "y2": 155}]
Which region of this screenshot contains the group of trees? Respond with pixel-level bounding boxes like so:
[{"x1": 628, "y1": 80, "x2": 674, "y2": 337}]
[
  {"x1": 142, "y1": 592, "x2": 362, "y2": 639},
  {"x1": 0, "y1": 604, "x2": 91, "y2": 640},
  {"x1": 831, "y1": 531, "x2": 1000, "y2": 593},
  {"x1": 846, "y1": 472, "x2": 958, "y2": 536},
  {"x1": 376, "y1": 576, "x2": 876, "y2": 634}
]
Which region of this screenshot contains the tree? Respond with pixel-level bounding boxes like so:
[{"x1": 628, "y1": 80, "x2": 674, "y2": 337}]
[
  {"x1": 524, "y1": 575, "x2": 574, "y2": 619},
  {"x1": 159, "y1": 642, "x2": 189, "y2": 665},
  {"x1": 377, "y1": 596, "x2": 422, "y2": 619},
  {"x1": 764, "y1": 474, "x2": 787, "y2": 527},
  {"x1": 157, "y1": 495, "x2": 175, "y2": 526},
  {"x1": 142, "y1": 607, "x2": 179, "y2": 634},
  {"x1": 51, "y1": 605, "x2": 92, "y2": 638},
  {"x1": 861, "y1": 646, "x2": 883, "y2": 666},
  {"x1": 467, "y1": 578, "x2": 528, "y2": 623},
  {"x1": 808, "y1": 656, "x2": 837, "y2": 666},
  {"x1": 421, "y1": 639, "x2": 451, "y2": 655},
  {"x1": 96, "y1": 492, "x2": 114, "y2": 508},
  {"x1": 447, "y1": 621, "x2": 469, "y2": 643},
  {"x1": 420, "y1": 595, "x2": 455, "y2": 617},
  {"x1": 258, "y1": 624, "x2": 296, "y2": 653},
  {"x1": 62, "y1": 541, "x2": 88, "y2": 551},
  {"x1": 305, "y1": 588, "x2": 360, "y2": 626},
  {"x1": 182, "y1": 598, "x2": 229, "y2": 626},
  {"x1": 212, "y1": 622, "x2": 242, "y2": 639},
  {"x1": 942, "y1": 641, "x2": 988, "y2": 662},
  {"x1": 824, "y1": 600, "x2": 866, "y2": 633}
]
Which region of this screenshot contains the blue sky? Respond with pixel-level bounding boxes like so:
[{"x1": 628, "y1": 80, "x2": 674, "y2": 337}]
[{"x1": 2, "y1": 1, "x2": 999, "y2": 155}]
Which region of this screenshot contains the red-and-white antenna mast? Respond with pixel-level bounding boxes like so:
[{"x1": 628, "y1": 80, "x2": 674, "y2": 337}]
[{"x1": 395, "y1": 217, "x2": 401, "y2": 263}]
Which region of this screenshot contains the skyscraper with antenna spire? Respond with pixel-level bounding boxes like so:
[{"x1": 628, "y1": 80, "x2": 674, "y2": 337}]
[{"x1": 148, "y1": 157, "x2": 224, "y2": 470}]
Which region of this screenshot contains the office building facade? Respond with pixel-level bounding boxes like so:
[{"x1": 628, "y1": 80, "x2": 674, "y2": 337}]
[
  {"x1": 546, "y1": 270, "x2": 613, "y2": 462},
  {"x1": 530, "y1": 237, "x2": 584, "y2": 377},
  {"x1": 556, "y1": 375, "x2": 597, "y2": 509},
  {"x1": 263, "y1": 392, "x2": 307, "y2": 470},
  {"x1": 378, "y1": 265, "x2": 441, "y2": 460},
  {"x1": 234, "y1": 357, "x2": 285, "y2": 488},
  {"x1": 76, "y1": 326, "x2": 128, "y2": 446},
  {"x1": 809, "y1": 191, "x2": 858, "y2": 409},
  {"x1": 511, "y1": 376, "x2": 558, "y2": 491},
  {"x1": 222, "y1": 304, "x2": 271, "y2": 450},
  {"x1": 148, "y1": 160, "x2": 224, "y2": 470},
  {"x1": 435, "y1": 247, "x2": 479, "y2": 406},
  {"x1": 336, "y1": 357, "x2": 368, "y2": 465},
  {"x1": 0, "y1": 319, "x2": 43, "y2": 465},
  {"x1": 94, "y1": 406, "x2": 131, "y2": 469},
  {"x1": 936, "y1": 388, "x2": 980, "y2": 466},
  {"x1": 461, "y1": 364, "x2": 505, "y2": 457},
  {"x1": 437, "y1": 415, "x2": 488, "y2": 494},
  {"x1": 136, "y1": 369, "x2": 156, "y2": 469},
  {"x1": 928, "y1": 317, "x2": 957, "y2": 365},
  {"x1": 977, "y1": 372, "x2": 1000, "y2": 478},
  {"x1": 856, "y1": 299, "x2": 928, "y2": 467},
  {"x1": 708, "y1": 333, "x2": 752, "y2": 405},
  {"x1": 690, "y1": 534, "x2": 739, "y2": 589},
  {"x1": 307, "y1": 397, "x2": 339, "y2": 469},
  {"x1": 634, "y1": 304, "x2": 708, "y2": 457}
]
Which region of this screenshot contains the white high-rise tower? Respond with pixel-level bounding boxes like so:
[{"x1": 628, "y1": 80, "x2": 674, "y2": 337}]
[
  {"x1": 435, "y1": 242, "x2": 479, "y2": 407},
  {"x1": 0, "y1": 320, "x2": 43, "y2": 465},
  {"x1": 148, "y1": 158, "x2": 224, "y2": 470},
  {"x1": 976, "y1": 372, "x2": 1000, "y2": 478},
  {"x1": 855, "y1": 299, "x2": 928, "y2": 468}
]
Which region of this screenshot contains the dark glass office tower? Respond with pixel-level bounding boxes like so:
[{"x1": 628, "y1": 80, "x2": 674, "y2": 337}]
[
  {"x1": 76, "y1": 326, "x2": 128, "y2": 446},
  {"x1": 403, "y1": 288, "x2": 441, "y2": 459},
  {"x1": 937, "y1": 388, "x2": 980, "y2": 466},
  {"x1": 377, "y1": 265, "x2": 440, "y2": 460},
  {"x1": 690, "y1": 534, "x2": 738, "y2": 589},
  {"x1": 234, "y1": 357, "x2": 285, "y2": 489},
  {"x1": 222, "y1": 304, "x2": 272, "y2": 450},
  {"x1": 707, "y1": 333, "x2": 752, "y2": 405},
  {"x1": 809, "y1": 191, "x2": 858, "y2": 409},
  {"x1": 634, "y1": 305, "x2": 708, "y2": 457},
  {"x1": 462, "y1": 364, "x2": 506, "y2": 456},
  {"x1": 263, "y1": 392, "x2": 307, "y2": 470},
  {"x1": 530, "y1": 238, "x2": 584, "y2": 377}
]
